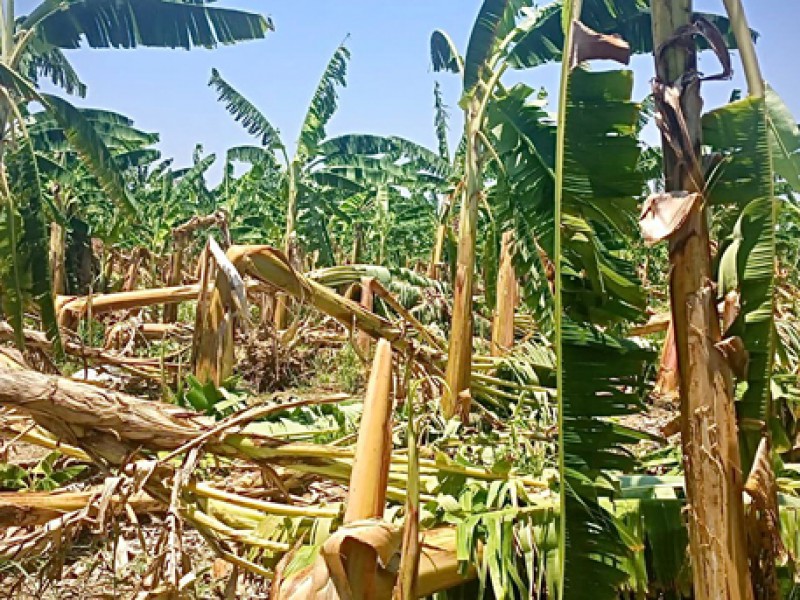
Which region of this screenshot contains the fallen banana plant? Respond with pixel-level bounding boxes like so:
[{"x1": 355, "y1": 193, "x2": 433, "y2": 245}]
[
  {"x1": 0, "y1": 364, "x2": 554, "y2": 595},
  {"x1": 0, "y1": 487, "x2": 159, "y2": 528},
  {"x1": 228, "y1": 245, "x2": 443, "y2": 367},
  {"x1": 55, "y1": 280, "x2": 266, "y2": 325},
  {"x1": 0, "y1": 321, "x2": 180, "y2": 377},
  {"x1": 272, "y1": 340, "x2": 478, "y2": 599},
  {"x1": 222, "y1": 245, "x2": 552, "y2": 415}
]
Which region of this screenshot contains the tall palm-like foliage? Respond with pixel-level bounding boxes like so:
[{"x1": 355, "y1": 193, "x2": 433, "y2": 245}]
[
  {"x1": 423, "y1": 0, "x2": 744, "y2": 594},
  {"x1": 432, "y1": 0, "x2": 741, "y2": 420},
  {"x1": 0, "y1": 0, "x2": 271, "y2": 353},
  {"x1": 211, "y1": 44, "x2": 348, "y2": 329},
  {"x1": 23, "y1": 107, "x2": 160, "y2": 293},
  {"x1": 550, "y1": 3, "x2": 657, "y2": 597},
  {"x1": 209, "y1": 43, "x2": 349, "y2": 275},
  {"x1": 210, "y1": 49, "x2": 449, "y2": 324}
]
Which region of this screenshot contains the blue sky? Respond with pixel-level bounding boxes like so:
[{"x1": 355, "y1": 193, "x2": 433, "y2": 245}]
[{"x1": 25, "y1": 1, "x2": 800, "y2": 180}]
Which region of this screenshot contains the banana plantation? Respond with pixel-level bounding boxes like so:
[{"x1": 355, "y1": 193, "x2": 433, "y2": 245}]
[{"x1": 1, "y1": 0, "x2": 799, "y2": 597}]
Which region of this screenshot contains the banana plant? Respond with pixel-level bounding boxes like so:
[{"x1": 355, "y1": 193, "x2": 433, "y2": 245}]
[
  {"x1": 542, "y1": 1, "x2": 788, "y2": 596},
  {"x1": 21, "y1": 107, "x2": 161, "y2": 293},
  {"x1": 432, "y1": 0, "x2": 742, "y2": 420},
  {"x1": 132, "y1": 146, "x2": 226, "y2": 254},
  {"x1": 637, "y1": 1, "x2": 762, "y2": 597},
  {"x1": 210, "y1": 52, "x2": 449, "y2": 324},
  {"x1": 702, "y1": 1, "x2": 800, "y2": 595},
  {"x1": 428, "y1": 81, "x2": 460, "y2": 279},
  {"x1": 0, "y1": 0, "x2": 271, "y2": 354},
  {"x1": 215, "y1": 152, "x2": 285, "y2": 246},
  {"x1": 550, "y1": 2, "x2": 658, "y2": 597},
  {"x1": 209, "y1": 44, "x2": 349, "y2": 326}
]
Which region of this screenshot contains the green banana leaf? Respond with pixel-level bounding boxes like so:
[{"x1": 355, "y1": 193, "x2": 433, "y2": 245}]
[{"x1": 704, "y1": 87, "x2": 800, "y2": 470}]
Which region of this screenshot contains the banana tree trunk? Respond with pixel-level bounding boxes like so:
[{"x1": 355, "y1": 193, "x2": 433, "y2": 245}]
[
  {"x1": 49, "y1": 221, "x2": 66, "y2": 295},
  {"x1": 651, "y1": 2, "x2": 752, "y2": 598},
  {"x1": 491, "y1": 230, "x2": 517, "y2": 356},
  {"x1": 1, "y1": 0, "x2": 13, "y2": 61},
  {"x1": 377, "y1": 186, "x2": 389, "y2": 265},
  {"x1": 193, "y1": 271, "x2": 235, "y2": 387},
  {"x1": 428, "y1": 193, "x2": 453, "y2": 280},
  {"x1": 163, "y1": 242, "x2": 185, "y2": 323},
  {"x1": 351, "y1": 222, "x2": 363, "y2": 264},
  {"x1": 275, "y1": 162, "x2": 299, "y2": 330},
  {"x1": 0, "y1": 488, "x2": 160, "y2": 527},
  {"x1": 442, "y1": 97, "x2": 482, "y2": 420},
  {"x1": 122, "y1": 248, "x2": 145, "y2": 292},
  {"x1": 343, "y1": 339, "x2": 393, "y2": 598},
  {"x1": 57, "y1": 283, "x2": 204, "y2": 323},
  {"x1": 428, "y1": 221, "x2": 447, "y2": 279},
  {"x1": 356, "y1": 277, "x2": 374, "y2": 356}
]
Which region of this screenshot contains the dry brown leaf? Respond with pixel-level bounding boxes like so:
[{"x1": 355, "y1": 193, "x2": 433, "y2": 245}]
[
  {"x1": 639, "y1": 191, "x2": 700, "y2": 245},
  {"x1": 657, "y1": 15, "x2": 732, "y2": 82},
  {"x1": 715, "y1": 336, "x2": 749, "y2": 380},
  {"x1": 721, "y1": 290, "x2": 741, "y2": 333},
  {"x1": 272, "y1": 520, "x2": 401, "y2": 600},
  {"x1": 212, "y1": 557, "x2": 233, "y2": 580},
  {"x1": 570, "y1": 20, "x2": 631, "y2": 68}
]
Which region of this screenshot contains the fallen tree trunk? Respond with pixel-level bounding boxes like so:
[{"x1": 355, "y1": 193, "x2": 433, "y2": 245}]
[
  {"x1": 0, "y1": 366, "x2": 539, "y2": 595},
  {"x1": 57, "y1": 284, "x2": 203, "y2": 323},
  {"x1": 140, "y1": 323, "x2": 192, "y2": 340},
  {"x1": 56, "y1": 281, "x2": 265, "y2": 323},
  {"x1": 0, "y1": 488, "x2": 160, "y2": 527},
  {"x1": 0, "y1": 321, "x2": 179, "y2": 375},
  {"x1": 0, "y1": 367, "x2": 209, "y2": 464},
  {"x1": 227, "y1": 245, "x2": 444, "y2": 371}
]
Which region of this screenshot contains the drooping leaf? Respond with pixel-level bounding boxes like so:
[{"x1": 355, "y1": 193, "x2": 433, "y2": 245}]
[
  {"x1": 29, "y1": 109, "x2": 159, "y2": 153},
  {"x1": 114, "y1": 148, "x2": 162, "y2": 170},
  {"x1": 430, "y1": 29, "x2": 463, "y2": 73},
  {"x1": 703, "y1": 88, "x2": 799, "y2": 469},
  {"x1": 19, "y1": 38, "x2": 87, "y2": 97},
  {"x1": 317, "y1": 133, "x2": 396, "y2": 157},
  {"x1": 226, "y1": 145, "x2": 279, "y2": 168},
  {"x1": 463, "y1": 0, "x2": 513, "y2": 92},
  {"x1": 317, "y1": 134, "x2": 450, "y2": 182},
  {"x1": 25, "y1": 0, "x2": 273, "y2": 50},
  {"x1": 297, "y1": 44, "x2": 350, "y2": 158},
  {"x1": 41, "y1": 94, "x2": 137, "y2": 216},
  {"x1": 209, "y1": 68, "x2": 283, "y2": 149}
]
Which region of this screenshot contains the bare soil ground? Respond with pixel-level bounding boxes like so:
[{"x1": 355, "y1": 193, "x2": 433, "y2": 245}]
[{"x1": 0, "y1": 522, "x2": 271, "y2": 599}]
